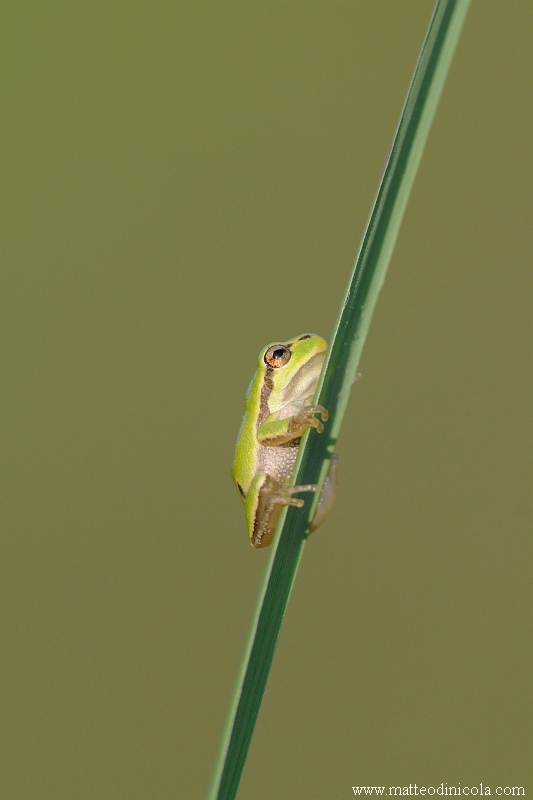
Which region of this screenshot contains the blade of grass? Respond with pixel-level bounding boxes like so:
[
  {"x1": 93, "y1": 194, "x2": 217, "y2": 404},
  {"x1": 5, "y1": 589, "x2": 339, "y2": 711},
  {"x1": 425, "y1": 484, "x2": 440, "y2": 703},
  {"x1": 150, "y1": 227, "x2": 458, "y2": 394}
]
[{"x1": 207, "y1": 1, "x2": 470, "y2": 797}]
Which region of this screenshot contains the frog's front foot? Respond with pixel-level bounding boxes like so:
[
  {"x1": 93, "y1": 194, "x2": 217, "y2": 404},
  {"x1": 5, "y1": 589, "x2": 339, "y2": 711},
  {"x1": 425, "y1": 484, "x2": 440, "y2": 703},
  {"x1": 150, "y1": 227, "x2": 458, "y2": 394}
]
[{"x1": 290, "y1": 404, "x2": 328, "y2": 437}]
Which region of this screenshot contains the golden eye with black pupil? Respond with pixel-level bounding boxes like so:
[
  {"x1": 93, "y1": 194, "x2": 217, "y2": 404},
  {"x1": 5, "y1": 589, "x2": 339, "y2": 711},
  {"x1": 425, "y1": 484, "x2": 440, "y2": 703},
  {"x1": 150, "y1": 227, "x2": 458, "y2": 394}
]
[{"x1": 264, "y1": 345, "x2": 291, "y2": 368}]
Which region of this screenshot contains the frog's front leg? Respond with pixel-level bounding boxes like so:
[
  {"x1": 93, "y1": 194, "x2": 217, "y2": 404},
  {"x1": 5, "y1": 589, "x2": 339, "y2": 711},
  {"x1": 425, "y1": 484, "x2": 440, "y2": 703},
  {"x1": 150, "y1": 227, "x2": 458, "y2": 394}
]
[
  {"x1": 256, "y1": 404, "x2": 328, "y2": 447},
  {"x1": 245, "y1": 472, "x2": 318, "y2": 548}
]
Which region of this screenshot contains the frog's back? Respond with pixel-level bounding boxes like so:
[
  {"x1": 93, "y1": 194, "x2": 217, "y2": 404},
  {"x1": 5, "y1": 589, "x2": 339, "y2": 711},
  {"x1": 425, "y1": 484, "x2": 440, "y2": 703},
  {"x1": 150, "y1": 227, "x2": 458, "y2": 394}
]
[
  {"x1": 232, "y1": 368, "x2": 301, "y2": 496},
  {"x1": 231, "y1": 373, "x2": 262, "y2": 496}
]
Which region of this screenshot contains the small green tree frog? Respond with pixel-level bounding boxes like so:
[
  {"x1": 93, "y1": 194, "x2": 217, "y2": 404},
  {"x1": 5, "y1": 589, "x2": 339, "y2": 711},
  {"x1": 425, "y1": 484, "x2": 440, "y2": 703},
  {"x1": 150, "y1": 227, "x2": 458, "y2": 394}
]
[{"x1": 232, "y1": 333, "x2": 338, "y2": 548}]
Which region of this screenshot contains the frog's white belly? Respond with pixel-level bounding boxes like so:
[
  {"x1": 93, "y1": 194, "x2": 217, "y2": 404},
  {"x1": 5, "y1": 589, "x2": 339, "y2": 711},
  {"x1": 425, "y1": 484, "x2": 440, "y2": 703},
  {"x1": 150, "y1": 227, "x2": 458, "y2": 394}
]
[{"x1": 256, "y1": 440, "x2": 299, "y2": 486}]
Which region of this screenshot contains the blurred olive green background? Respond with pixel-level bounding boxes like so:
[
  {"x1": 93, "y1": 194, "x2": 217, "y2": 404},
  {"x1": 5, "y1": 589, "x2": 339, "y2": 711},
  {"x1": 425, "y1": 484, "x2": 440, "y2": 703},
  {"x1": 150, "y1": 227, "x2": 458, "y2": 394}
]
[{"x1": 2, "y1": 2, "x2": 531, "y2": 798}]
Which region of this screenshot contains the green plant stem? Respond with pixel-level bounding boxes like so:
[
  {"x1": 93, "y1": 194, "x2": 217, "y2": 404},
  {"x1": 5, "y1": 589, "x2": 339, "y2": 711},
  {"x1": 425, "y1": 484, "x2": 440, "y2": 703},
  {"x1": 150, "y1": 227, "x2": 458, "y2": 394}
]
[{"x1": 207, "y1": 2, "x2": 470, "y2": 797}]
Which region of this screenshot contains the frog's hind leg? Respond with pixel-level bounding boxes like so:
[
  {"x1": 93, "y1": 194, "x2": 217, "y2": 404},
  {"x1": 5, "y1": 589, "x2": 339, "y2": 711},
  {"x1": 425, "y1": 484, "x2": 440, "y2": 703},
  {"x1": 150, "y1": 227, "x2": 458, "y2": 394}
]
[
  {"x1": 310, "y1": 453, "x2": 339, "y2": 533},
  {"x1": 245, "y1": 472, "x2": 317, "y2": 549}
]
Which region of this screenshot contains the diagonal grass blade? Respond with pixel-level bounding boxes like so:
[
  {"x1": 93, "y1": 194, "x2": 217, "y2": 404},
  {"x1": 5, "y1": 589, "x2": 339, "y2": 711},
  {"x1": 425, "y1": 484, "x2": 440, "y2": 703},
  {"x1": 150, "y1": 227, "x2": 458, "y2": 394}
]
[{"x1": 207, "y1": 2, "x2": 471, "y2": 797}]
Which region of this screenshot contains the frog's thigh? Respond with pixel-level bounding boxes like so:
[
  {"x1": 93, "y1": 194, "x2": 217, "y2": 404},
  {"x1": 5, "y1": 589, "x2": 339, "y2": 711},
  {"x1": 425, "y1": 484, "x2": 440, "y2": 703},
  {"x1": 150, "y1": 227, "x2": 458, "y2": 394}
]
[
  {"x1": 245, "y1": 472, "x2": 308, "y2": 549},
  {"x1": 310, "y1": 453, "x2": 339, "y2": 532},
  {"x1": 244, "y1": 472, "x2": 285, "y2": 549}
]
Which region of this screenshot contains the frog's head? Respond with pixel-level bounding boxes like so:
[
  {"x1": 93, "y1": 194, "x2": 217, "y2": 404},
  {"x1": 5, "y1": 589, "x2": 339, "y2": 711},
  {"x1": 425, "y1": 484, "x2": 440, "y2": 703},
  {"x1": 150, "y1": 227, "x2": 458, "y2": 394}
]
[{"x1": 258, "y1": 333, "x2": 327, "y2": 415}]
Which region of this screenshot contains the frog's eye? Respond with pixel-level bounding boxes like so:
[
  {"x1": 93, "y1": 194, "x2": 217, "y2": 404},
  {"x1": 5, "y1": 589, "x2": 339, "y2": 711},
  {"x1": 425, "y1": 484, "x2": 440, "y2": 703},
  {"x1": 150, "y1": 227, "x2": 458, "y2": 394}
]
[{"x1": 264, "y1": 344, "x2": 291, "y2": 368}]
